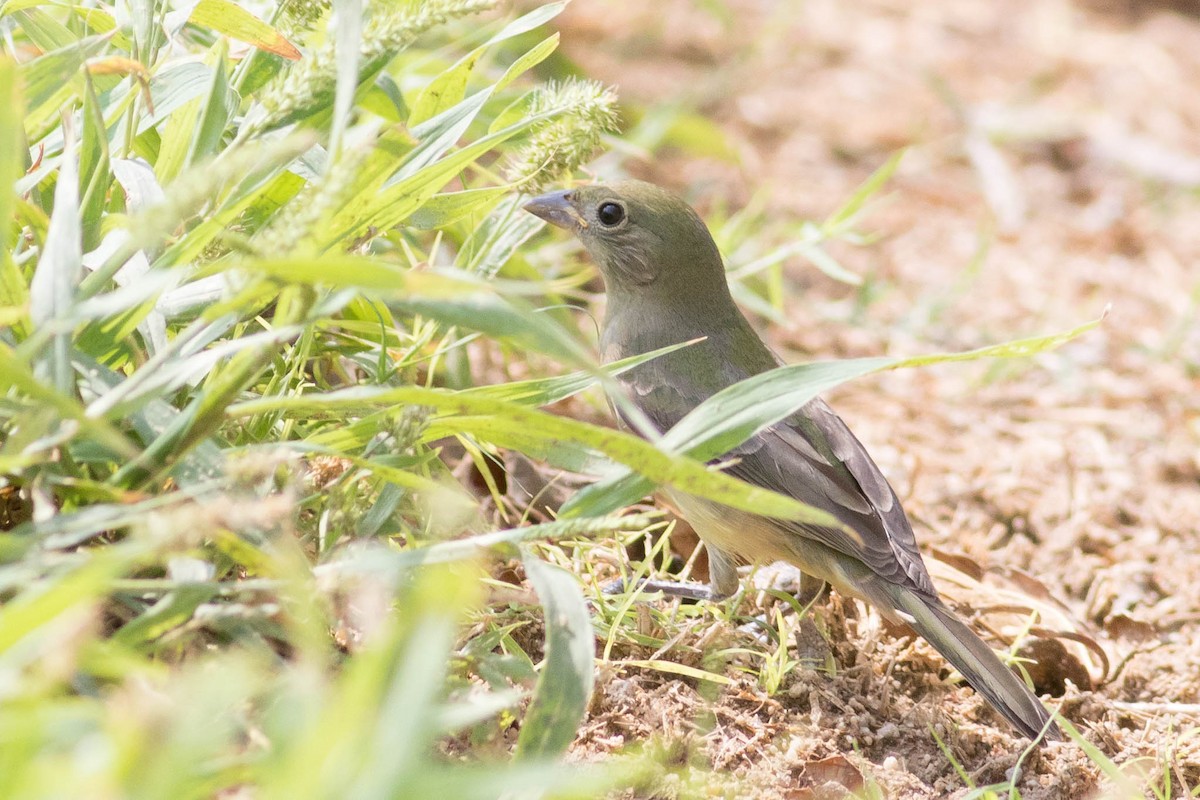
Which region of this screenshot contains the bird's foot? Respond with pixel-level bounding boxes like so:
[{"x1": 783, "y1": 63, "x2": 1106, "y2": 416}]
[
  {"x1": 792, "y1": 575, "x2": 834, "y2": 669},
  {"x1": 793, "y1": 614, "x2": 833, "y2": 670}
]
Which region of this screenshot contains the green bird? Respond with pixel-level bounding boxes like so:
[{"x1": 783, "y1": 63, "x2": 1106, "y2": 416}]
[{"x1": 524, "y1": 180, "x2": 1061, "y2": 743}]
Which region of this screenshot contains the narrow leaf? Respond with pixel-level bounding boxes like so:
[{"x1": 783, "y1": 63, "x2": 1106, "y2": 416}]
[
  {"x1": 29, "y1": 123, "x2": 81, "y2": 394},
  {"x1": 19, "y1": 35, "x2": 107, "y2": 130},
  {"x1": 406, "y1": 186, "x2": 512, "y2": 230},
  {"x1": 329, "y1": 0, "x2": 362, "y2": 156},
  {"x1": 464, "y1": 338, "x2": 701, "y2": 407},
  {"x1": 228, "y1": 385, "x2": 841, "y2": 525},
  {"x1": 186, "y1": 38, "x2": 237, "y2": 167},
  {"x1": 515, "y1": 554, "x2": 594, "y2": 759},
  {"x1": 0, "y1": 343, "x2": 138, "y2": 458},
  {"x1": 0, "y1": 57, "x2": 26, "y2": 331},
  {"x1": 562, "y1": 314, "x2": 1106, "y2": 518},
  {"x1": 824, "y1": 148, "x2": 905, "y2": 232},
  {"x1": 188, "y1": 0, "x2": 301, "y2": 60},
  {"x1": 409, "y1": 49, "x2": 483, "y2": 127},
  {"x1": 79, "y1": 74, "x2": 111, "y2": 251},
  {"x1": 494, "y1": 32, "x2": 559, "y2": 92}
]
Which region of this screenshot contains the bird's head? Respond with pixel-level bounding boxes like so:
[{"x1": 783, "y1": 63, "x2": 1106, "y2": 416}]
[{"x1": 523, "y1": 180, "x2": 730, "y2": 302}]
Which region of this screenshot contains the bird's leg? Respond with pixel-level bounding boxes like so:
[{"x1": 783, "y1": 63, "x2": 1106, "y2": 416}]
[
  {"x1": 797, "y1": 572, "x2": 829, "y2": 608},
  {"x1": 602, "y1": 545, "x2": 741, "y2": 602},
  {"x1": 793, "y1": 572, "x2": 833, "y2": 668},
  {"x1": 602, "y1": 577, "x2": 730, "y2": 602}
]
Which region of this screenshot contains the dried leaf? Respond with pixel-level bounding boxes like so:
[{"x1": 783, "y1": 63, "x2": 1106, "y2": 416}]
[
  {"x1": 789, "y1": 755, "x2": 865, "y2": 799},
  {"x1": 928, "y1": 550, "x2": 1111, "y2": 689}
]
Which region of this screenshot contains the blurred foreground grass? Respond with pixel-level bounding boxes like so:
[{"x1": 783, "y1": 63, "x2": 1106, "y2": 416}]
[{"x1": 0, "y1": 1, "x2": 643, "y2": 794}]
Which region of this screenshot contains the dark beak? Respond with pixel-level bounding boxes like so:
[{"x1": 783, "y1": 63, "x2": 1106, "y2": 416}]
[{"x1": 522, "y1": 189, "x2": 586, "y2": 231}]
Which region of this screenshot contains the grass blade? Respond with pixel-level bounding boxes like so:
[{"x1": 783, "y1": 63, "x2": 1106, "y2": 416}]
[{"x1": 515, "y1": 554, "x2": 595, "y2": 759}]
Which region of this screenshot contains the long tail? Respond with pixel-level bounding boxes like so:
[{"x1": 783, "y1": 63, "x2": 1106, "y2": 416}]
[{"x1": 882, "y1": 583, "x2": 1062, "y2": 742}]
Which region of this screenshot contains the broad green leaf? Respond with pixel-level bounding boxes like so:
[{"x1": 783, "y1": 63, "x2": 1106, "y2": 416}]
[
  {"x1": 217, "y1": 253, "x2": 416, "y2": 291},
  {"x1": 409, "y1": 49, "x2": 483, "y2": 127},
  {"x1": 422, "y1": 415, "x2": 605, "y2": 474},
  {"x1": 409, "y1": 1, "x2": 566, "y2": 125},
  {"x1": 321, "y1": 105, "x2": 539, "y2": 247},
  {"x1": 188, "y1": 0, "x2": 300, "y2": 60},
  {"x1": 104, "y1": 62, "x2": 214, "y2": 151},
  {"x1": 309, "y1": 125, "x2": 412, "y2": 213},
  {"x1": 358, "y1": 77, "x2": 407, "y2": 122},
  {"x1": 0, "y1": 0, "x2": 48, "y2": 15},
  {"x1": 130, "y1": 0, "x2": 155, "y2": 63},
  {"x1": 84, "y1": 315, "x2": 247, "y2": 420},
  {"x1": 400, "y1": 89, "x2": 493, "y2": 179},
  {"x1": 228, "y1": 385, "x2": 842, "y2": 525},
  {"x1": 156, "y1": 85, "x2": 206, "y2": 183},
  {"x1": 406, "y1": 185, "x2": 512, "y2": 230},
  {"x1": 464, "y1": 338, "x2": 700, "y2": 406},
  {"x1": 70, "y1": 7, "x2": 127, "y2": 48},
  {"x1": 143, "y1": 61, "x2": 215, "y2": 133},
  {"x1": 316, "y1": 90, "x2": 494, "y2": 246},
  {"x1": 326, "y1": 75, "x2": 600, "y2": 248},
  {"x1": 488, "y1": 90, "x2": 532, "y2": 135},
  {"x1": 515, "y1": 554, "x2": 594, "y2": 759},
  {"x1": 105, "y1": 306, "x2": 305, "y2": 487},
  {"x1": 9, "y1": 8, "x2": 74, "y2": 51},
  {"x1": 20, "y1": 34, "x2": 107, "y2": 130},
  {"x1": 562, "y1": 314, "x2": 1106, "y2": 518}
]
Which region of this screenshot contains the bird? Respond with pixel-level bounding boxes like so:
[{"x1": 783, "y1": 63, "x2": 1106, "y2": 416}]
[{"x1": 523, "y1": 179, "x2": 1061, "y2": 743}]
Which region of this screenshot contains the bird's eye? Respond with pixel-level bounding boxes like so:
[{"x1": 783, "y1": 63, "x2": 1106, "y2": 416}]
[{"x1": 597, "y1": 202, "x2": 625, "y2": 227}]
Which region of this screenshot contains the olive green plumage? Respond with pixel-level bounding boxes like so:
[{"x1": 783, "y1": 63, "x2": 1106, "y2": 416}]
[{"x1": 524, "y1": 180, "x2": 1060, "y2": 743}]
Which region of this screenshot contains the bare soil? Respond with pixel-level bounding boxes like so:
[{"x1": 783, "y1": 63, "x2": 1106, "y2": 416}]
[{"x1": 546, "y1": 0, "x2": 1200, "y2": 796}]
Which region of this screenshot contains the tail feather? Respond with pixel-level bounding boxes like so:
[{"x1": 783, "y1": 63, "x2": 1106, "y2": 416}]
[{"x1": 885, "y1": 584, "x2": 1062, "y2": 743}]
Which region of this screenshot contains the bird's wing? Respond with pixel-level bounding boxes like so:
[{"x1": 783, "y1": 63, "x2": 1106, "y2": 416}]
[
  {"x1": 617, "y1": 361, "x2": 937, "y2": 599},
  {"x1": 726, "y1": 398, "x2": 937, "y2": 598}
]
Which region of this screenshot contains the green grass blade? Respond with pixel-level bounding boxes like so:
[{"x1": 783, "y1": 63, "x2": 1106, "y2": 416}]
[
  {"x1": 28, "y1": 127, "x2": 81, "y2": 395},
  {"x1": 229, "y1": 385, "x2": 840, "y2": 525},
  {"x1": 0, "y1": 57, "x2": 27, "y2": 335},
  {"x1": 562, "y1": 315, "x2": 1104, "y2": 518},
  {"x1": 515, "y1": 554, "x2": 595, "y2": 759}
]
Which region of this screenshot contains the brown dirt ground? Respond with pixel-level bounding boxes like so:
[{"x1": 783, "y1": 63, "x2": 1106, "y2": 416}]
[{"x1": 540, "y1": 0, "x2": 1200, "y2": 797}]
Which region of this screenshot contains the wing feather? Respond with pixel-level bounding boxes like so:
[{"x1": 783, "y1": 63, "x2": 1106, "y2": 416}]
[{"x1": 615, "y1": 356, "x2": 937, "y2": 599}]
